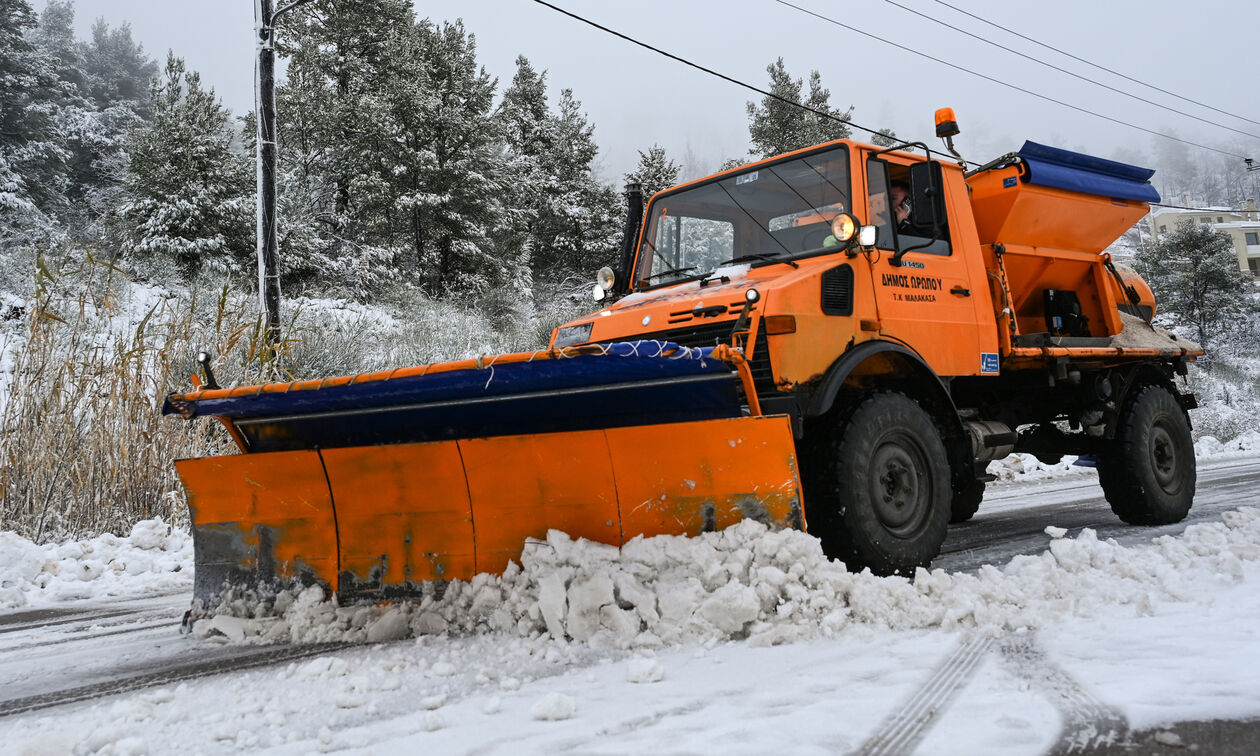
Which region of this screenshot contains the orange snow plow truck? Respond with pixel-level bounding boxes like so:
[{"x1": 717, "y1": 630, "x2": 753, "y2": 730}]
[{"x1": 165, "y1": 111, "x2": 1202, "y2": 605}]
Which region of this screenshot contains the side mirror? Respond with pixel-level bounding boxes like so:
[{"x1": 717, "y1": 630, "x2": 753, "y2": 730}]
[{"x1": 908, "y1": 160, "x2": 946, "y2": 229}]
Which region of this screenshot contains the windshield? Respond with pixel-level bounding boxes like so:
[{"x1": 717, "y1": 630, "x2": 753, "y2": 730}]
[{"x1": 633, "y1": 144, "x2": 851, "y2": 288}]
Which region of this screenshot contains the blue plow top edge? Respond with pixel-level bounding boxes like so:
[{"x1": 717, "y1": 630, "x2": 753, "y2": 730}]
[
  {"x1": 1018, "y1": 140, "x2": 1161, "y2": 204},
  {"x1": 162, "y1": 341, "x2": 748, "y2": 451}
]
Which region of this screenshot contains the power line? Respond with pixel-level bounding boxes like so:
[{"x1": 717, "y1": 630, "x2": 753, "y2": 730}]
[
  {"x1": 527, "y1": 0, "x2": 923, "y2": 147},
  {"x1": 932, "y1": 0, "x2": 1260, "y2": 131},
  {"x1": 881, "y1": 0, "x2": 1260, "y2": 142},
  {"x1": 772, "y1": 0, "x2": 1250, "y2": 161}
]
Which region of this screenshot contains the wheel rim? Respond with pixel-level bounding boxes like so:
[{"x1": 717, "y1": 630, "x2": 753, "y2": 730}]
[
  {"x1": 868, "y1": 432, "x2": 930, "y2": 538},
  {"x1": 1148, "y1": 421, "x2": 1181, "y2": 493}
]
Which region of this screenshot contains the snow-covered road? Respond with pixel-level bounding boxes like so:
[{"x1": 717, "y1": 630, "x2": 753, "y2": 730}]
[{"x1": 2, "y1": 458, "x2": 1259, "y2": 755}]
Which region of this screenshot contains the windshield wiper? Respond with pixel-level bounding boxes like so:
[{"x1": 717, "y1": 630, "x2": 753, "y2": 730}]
[
  {"x1": 647, "y1": 266, "x2": 699, "y2": 281},
  {"x1": 720, "y1": 253, "x2": 799, "y2": 269}
]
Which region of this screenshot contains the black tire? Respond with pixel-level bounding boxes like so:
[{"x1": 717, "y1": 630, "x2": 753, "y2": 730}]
[
  {"x1": 1097, "y1": 384, "x2": 1195, "y2": 525},
  {"x1": 809, "y1": 393, "x2": 951, "y2": 576},
  {"x1": 949, "y1": 478, "x2": 985, "y2": 524}
]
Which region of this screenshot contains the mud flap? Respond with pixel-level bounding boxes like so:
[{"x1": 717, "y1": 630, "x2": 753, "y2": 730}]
[{"x1": 175, "y1": 415, "x2": 803, "y2": 603}]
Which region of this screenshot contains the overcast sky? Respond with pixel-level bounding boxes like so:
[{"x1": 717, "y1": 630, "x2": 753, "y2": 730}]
[{"x1": 66, "y1": 0, "x2": 1260, "y2": 184}]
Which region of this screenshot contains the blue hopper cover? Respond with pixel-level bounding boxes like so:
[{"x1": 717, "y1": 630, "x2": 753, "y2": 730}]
[{"x1": 1017, "y1": 141, "x2": 1161, "y2": 204}]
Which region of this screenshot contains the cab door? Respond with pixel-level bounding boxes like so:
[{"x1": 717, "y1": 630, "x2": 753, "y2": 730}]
[{"x1": 861, "y1": 152, "x2": 990, "y2": 378}]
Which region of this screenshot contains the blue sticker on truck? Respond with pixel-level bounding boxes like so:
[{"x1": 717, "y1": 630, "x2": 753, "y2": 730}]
[{"x1": 981, "y1": 352, "x2": 1000, "y2": 374}]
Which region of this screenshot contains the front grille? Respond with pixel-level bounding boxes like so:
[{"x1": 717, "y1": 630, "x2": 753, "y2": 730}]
[
  {"x1": 598, "y1": 319, "x2": 777, "y2": 398},
  {"x1": 665, "y1": 298, "x2": 755, "y2": 325}
]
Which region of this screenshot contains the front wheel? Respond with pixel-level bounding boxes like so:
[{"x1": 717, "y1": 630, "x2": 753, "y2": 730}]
[
  {"x1": 809, "y1": 393, "x2": 951, "y2": 576},
  {"x1": 1097, "y1": 384, "x2": 1195, "y2": 525}
]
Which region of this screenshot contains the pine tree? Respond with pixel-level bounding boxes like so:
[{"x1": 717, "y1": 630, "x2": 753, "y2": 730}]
[
  {"x1": 275, "y1": 0, "x2": 429, "y2": 292},
  {"x1": 391, "y1": 20, "x2": 508, "y2": 293},
  {"x1": 1134, "y1": 221, "x2": 1255, "y2": 348},
  {"x1": 745, "y1": 58, "x2": 852, "y2": 158},
  {"x1": 499, "y1": 56, "x2": 551, "y2": 161},
  {"x1": 82, "y1": 19, "x2": 158, "y2": 117},
  {"x1": 625, "y1": 144, "x2": 681, "y2": 201},
  {"x1": 120, "y1": 54, "x2": 252, "y2": 279},
  {"x1": 0, "y1": 0, "x2": 68, "y2": 231},
  {"x1": 32, "y1": 3, "x2": 151, "y2": 235},
  {"x1": 871, "y1": 128, "x2": 899, "y2": 147}
]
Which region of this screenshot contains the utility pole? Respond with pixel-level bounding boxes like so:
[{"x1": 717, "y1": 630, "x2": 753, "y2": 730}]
[{"x1": 254, "y1": 0, "x2": 315, "y2": 355}]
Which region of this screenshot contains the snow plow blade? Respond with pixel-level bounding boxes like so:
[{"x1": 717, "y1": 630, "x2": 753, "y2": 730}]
[{"x1": 164, "y1": 342, "x2": 803, "y2": 603}]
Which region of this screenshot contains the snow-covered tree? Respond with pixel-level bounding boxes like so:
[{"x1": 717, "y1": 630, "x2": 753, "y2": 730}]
[
  {"x1": 1, "y1": 0, "x2": 69, "y2": 234},
  {"x1": 499, "y1": 56, "x2": 551, "y2": 162},
  {"x1": 746, "y1": 59, "x2": 852, "y2": 158},
  {"x1": 120, "y1": 54, "x2": 252, "y2": 279},
  {"x1": 1135, "y1": 221, "x2": 1255, "y2": 348},
  {"x1": 535, "y1": 88, "x2": 620, "y2": 277},
  {"x1": 82, "y1": 18, "x2": 158, "y2": 118},
  {"x1": 387, "y1": 20, "x2": 510, "y2": 293},
  {"x1": 625, "y1": 144, "x2": 681, "y2": 201},
  {"x1": 270, "y1": 0, "x2": 417, "y2": 293}
]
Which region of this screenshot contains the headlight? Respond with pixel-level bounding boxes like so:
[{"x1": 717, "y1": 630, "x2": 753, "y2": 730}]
[
  {"x1": 596, "y1": 266, "x2": 616, "y2": 291},
  {"x1": 830, "y1": 213, "x2": 857, "y2": 243},
  {"x1": 554, "y1": 323, "x2": 594, "y2": 348},
  {"x1": 858, "y1": 225, "x2": 877, "y2": 247}
]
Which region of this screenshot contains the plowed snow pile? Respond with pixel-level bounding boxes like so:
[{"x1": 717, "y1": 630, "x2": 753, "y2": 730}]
[
  {"x1": 195, "y1": 507, "x2": 1260, "y2": 650},
  {"x1": 0, "y1": 519, "x2": 191, "y2": 608}
]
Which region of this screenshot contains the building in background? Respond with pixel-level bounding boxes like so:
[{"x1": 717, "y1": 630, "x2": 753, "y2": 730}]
[{"x1": 1147, "y1": 199, "x2": 1260, "y2": 278}]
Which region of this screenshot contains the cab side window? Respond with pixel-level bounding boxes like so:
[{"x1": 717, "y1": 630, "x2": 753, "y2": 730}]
[
  {"x1": 865, "y1": 158, "x2": 895, "y2": 249},
  {"x1": 867, "y1": 157, "x2": 952, "y2": 256}
]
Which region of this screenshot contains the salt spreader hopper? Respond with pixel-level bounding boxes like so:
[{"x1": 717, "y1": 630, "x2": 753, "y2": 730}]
[{"x1": 163, "y1": 341, "x2": 803, "y2": 603}]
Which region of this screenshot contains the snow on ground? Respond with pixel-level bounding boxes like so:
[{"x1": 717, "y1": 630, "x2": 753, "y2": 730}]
[
  {"x1": 3, "y1": 506, "x2": 1260, "y2": 755},
  {"x1": 0, "y1": 519, "x2": 190, "y2": 610},
  {"x1": 2, "y1": 444, "x2": 1260, "y2": 753}
]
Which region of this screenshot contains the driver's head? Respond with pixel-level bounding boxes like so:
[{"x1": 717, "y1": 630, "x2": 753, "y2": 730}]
[
  {"x1": 890, "y1": 182, "x2": 909, "y2": 208},
  {"x1": 890, "y1": 182, "x2": 910, "y2": 222}
]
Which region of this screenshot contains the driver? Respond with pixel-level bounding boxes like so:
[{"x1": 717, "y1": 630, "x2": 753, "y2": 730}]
[{"x1": 890, "y1": 181, "x2": 912, "y2": 233}]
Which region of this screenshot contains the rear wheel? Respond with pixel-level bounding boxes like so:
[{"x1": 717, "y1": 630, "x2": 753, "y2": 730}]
[
  {"x1": 809, "y1": 393, "x2": 950, "y2": 576},
  {"x1": 1097, "y1": 385, "x2": 1195, "y2": 525},
  {"x1": 949, "y1": 478, "x2": 985, "y2": 524}
]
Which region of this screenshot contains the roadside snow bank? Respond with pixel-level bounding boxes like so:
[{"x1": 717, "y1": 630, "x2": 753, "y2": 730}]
[
  {"x1": 1194, "y1": 430, "x2": 1260, "y2": 459},
  {"x1": 0, "y1": 519, "x2": 191, "y2": 609},
  {"x1": 198, "y1": 508, "x2": 1260, "y2": 651},
  {"x1": 985, "y1": 431, "x2": 1260, "y2": 483}
]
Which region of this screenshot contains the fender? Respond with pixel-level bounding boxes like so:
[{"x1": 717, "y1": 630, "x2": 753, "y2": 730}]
[
  {"x1": 802, "y1": 339, "x2": 972, "y2": 486},
  {"x1": 803, "y1": 340, "x2": 955, "y2": 419}
]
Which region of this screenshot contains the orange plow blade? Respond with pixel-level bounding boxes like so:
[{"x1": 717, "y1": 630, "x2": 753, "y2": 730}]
[{"x1": 176, "y1": 414, "x2": 803, "y2": 603}]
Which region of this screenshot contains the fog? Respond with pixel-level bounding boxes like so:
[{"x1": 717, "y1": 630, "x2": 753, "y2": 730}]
[{"x1": 67, "y1": 0, "x2": 1260, "y2": 182}]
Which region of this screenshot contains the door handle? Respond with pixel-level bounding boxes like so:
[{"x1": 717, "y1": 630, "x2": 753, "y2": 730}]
[{"x1": 950, "y1": 286, "x2": 971, "y2": 297}]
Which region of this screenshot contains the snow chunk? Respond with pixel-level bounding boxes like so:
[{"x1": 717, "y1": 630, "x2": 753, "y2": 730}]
[
  {"x1": 129, "y1": 519, "x2": 171, "y2": 550},
  {"x1": 531, "y1": 692, "x2": 577, "y2": 721},
  {"x1": 626, "y1": 657, "x2": 665, "y2": 683}
]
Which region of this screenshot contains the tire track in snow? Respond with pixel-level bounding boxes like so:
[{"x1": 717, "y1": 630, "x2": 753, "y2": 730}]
[
  {"x1": 998, "y1": 634, "x2": 1128, "y2": 753},
  {"x1": 852, "y1": 634, "x2": 994, "y2": 756},
  {"x1": 0, "y1": 641, "x2": 356, "y2": 718}
]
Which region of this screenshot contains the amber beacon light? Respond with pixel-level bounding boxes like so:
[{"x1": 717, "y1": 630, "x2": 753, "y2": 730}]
[{"x1": 935, "y1": 107, "x2": 960, "y2": 139}]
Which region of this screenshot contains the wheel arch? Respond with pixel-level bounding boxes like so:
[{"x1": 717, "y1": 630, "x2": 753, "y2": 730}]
[
  {"x1": 1108, "y1": 361, "x2": 1195, "y2": 436},
  {"x1": 803, "y1": 340, "x2": 973, "y2": 490}
]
